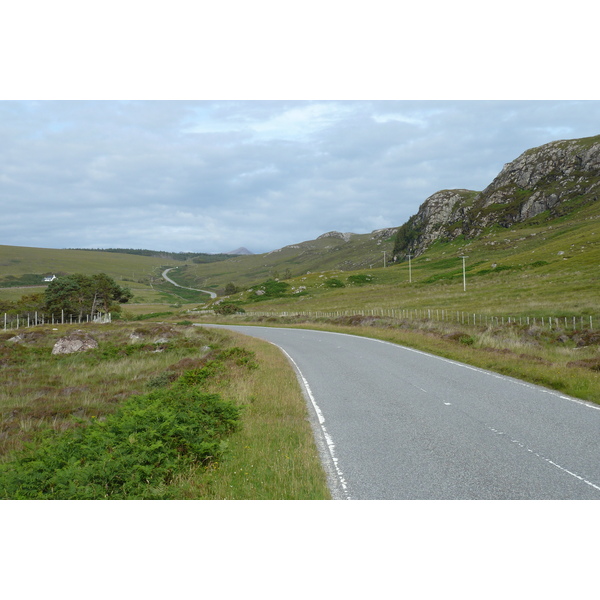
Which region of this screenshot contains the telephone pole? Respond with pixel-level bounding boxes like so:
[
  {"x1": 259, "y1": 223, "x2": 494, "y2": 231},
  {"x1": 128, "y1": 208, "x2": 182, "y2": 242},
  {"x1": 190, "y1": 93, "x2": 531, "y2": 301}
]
[
  {"x1": 460, "y1": 256, "x2": 468, "y2": 291},
  {"x1": 407, "y1": 254, "x2": 413, "y2": 283}
]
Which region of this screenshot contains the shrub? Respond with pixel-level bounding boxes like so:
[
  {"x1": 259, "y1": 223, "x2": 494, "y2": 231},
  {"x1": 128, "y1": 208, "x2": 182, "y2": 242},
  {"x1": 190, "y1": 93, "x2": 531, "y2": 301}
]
[
  {"x1": 245, "y1": 279, "x2": 293, "y2": 303},
  {"x1": 0, "y1": 385, "x2": 241, "y2": 499},
  {"x1": 324, "y1": 278, "x2": 345, "y2": 288},
  {"x1": 214, "y1": 302, "x2": 245, "y2": 315},
  {"x1": 347, "y1": 274, "x2": 374, "y2": 286}
]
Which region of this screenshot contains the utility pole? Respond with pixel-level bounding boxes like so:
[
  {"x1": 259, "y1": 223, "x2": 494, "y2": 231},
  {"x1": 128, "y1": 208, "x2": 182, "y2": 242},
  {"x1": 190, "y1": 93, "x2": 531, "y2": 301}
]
[
  {"x1": 407, "y1": 254, "x2": 413, "y2": 283},
  {"x1": 460, "y1": 255, "x2": 468, "y2": 291},
  {"x1": 382, "y1": 251, "x2": 387, "y2": 268}
]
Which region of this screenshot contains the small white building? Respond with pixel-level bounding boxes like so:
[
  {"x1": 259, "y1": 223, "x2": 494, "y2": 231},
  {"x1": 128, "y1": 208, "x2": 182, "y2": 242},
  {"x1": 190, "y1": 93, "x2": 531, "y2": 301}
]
[{"x1": 43, "y1": 275, "x2": 57, "y2": 282}]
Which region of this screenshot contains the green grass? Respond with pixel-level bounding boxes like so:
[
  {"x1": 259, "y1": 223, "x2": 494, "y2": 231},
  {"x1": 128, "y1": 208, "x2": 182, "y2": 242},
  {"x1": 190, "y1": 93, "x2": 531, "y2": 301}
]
[
  {"x1": 0, "y1": 244, "x2": 181, "y2": 282},
  {"x1": 0, "y1": 320, "x2": 330, "y2": 499},
  {"x1": 171, "y1": 331, "x2": 331, "y2": 499}
]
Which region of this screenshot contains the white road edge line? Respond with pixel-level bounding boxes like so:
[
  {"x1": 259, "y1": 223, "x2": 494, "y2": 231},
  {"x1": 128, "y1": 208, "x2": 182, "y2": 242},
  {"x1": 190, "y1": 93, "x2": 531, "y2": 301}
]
[
  {"x1": 276, "y1": 346, "x2": 351, "y2": 500},
  {"x1": 488, "y1": 427, "x2": 600, "y2": 493}
]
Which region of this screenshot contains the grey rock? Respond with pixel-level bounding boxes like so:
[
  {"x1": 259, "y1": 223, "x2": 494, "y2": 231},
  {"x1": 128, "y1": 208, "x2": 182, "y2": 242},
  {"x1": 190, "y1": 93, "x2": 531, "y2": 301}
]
[{"x1": 52, "y1": 330, "x2": 98, "y2": 355}]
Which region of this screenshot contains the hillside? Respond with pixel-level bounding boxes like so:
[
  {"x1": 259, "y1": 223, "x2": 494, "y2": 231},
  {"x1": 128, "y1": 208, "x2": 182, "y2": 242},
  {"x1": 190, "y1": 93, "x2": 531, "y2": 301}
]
[
  {"x1": 185, "y1": 133, "x2": 600, "y2": 320},
  {"x1": 393, "y1": 134, "x2": 600, "y2": 258},
  {"x1": 0, "y1": 245, "x2": 209, "y2": 309},
  {"x1": 172, "y1": 228, "x2": 399, "y2": 293},
  {"x1": 205, "y1": 192, "x2": 600, "y2": 320}
]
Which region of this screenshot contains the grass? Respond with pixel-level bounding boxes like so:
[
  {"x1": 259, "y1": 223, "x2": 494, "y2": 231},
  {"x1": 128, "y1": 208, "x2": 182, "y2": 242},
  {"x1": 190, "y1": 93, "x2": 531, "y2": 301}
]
[
  {"x1": 170, "y1": 331, "x2": 331, "y2": 499},
  {"x1": 0, "y1": 319, "x2": 330, "y2": 499},
  {"x1": 0, "y1": 244, "x2": 210, "y2": 310}
]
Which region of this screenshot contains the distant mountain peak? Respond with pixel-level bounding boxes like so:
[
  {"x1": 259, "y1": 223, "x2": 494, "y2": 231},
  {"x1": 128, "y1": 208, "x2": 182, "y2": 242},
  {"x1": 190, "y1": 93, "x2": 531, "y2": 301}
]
[{"x1": 225, "y1": 247, "x2": 253, "y2": 255}]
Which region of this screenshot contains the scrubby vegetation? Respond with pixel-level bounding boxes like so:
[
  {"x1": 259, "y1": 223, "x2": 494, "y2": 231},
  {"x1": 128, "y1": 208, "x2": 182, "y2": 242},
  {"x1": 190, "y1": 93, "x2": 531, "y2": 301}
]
[
  {"x1": 0, "y1": 384, "x2": 240, "y2": 499},
  {"x1": 0, "y1": 320, "x2": 330, "y2": 499}
]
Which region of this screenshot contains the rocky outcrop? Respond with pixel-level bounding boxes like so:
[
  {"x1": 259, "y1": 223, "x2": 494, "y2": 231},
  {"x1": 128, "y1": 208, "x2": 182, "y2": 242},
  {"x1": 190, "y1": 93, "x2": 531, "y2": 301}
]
[
  {"x1": 370, "y1": 227, "x2": 399, "y2": 240},
  {"x1": 317, "y1": 231, "x2": 356, "y2": 242},
  {"x1": 394, "y1": 135, "x2": 600, "y2": 257},
  {"x1": 52, "y1": 330, "x2": 98, "y2": 355}
]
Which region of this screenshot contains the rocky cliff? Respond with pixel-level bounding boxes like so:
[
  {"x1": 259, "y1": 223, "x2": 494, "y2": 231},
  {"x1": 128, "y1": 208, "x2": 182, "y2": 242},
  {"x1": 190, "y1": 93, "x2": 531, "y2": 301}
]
[{"x1": 393, "y1": 134, "x2": 600, "y2": 258}]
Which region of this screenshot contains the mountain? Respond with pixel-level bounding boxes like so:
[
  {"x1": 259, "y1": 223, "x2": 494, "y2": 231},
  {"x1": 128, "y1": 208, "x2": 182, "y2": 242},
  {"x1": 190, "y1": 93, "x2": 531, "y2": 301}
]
[
  {"x1": 393, "y1": 134, "x2": 600, "y2": 258},
  {"x1": 225, "y1": 247, "x2": 254, "y2": 255}
]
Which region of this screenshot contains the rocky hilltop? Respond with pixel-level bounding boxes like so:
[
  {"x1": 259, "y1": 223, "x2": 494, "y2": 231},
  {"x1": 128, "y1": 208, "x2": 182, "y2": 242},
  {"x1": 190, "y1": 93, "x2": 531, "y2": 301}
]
[{"x1": 393, "y1": 134, "x2": 600, "y2": 258}]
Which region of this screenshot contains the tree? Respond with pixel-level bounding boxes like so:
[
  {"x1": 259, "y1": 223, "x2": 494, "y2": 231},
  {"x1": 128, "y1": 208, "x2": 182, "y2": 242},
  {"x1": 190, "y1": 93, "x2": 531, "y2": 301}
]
[
  {"x1": 16, "y1": 293, "x2": 45, "y2": 313},
  {"x1": 89, "y1": 273, "x2": 133, "y2": 313},
  {"x1": 44, "y1": 273, "x2": 132, "y2": 318}
]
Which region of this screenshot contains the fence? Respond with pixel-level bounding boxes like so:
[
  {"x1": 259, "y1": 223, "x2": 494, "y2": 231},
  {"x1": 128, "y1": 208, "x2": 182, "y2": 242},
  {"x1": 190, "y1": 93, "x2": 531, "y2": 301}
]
[
  {"x1": 240, "y1": 308, "x2": 598, "y2": 331},
  {"x1": 2, "y1": 311, "x2": 112, "y2": 331},
  {"x1": 4, "y1": 307, "x2": 597, "y2": 333}
]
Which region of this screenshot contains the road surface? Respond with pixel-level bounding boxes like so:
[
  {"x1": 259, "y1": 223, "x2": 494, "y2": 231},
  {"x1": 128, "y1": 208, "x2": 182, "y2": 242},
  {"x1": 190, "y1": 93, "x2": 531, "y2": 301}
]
[
  {"x1": 162, "y1": 268, "x2": 217, "y2": 299},
  {"x1": 205, "y1": 324, "x2": 600, "y2": 500}
]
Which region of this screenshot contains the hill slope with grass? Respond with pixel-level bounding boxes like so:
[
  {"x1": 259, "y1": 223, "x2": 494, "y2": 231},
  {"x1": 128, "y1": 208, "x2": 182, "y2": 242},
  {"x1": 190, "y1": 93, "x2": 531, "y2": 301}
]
[
  {"x1": 0, "y1": 245, "x2": 214, "y2": 311},
  {"x1": 393, "y1": 134, "x2": 600, "y2": 258},
  {"x1": 173, "y1": 228, "x2": 399, "y2": 294}
]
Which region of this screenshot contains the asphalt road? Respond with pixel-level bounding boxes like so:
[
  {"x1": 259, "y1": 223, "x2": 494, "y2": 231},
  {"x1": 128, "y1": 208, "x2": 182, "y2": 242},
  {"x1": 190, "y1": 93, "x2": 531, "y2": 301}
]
[
  {"x1": 205, "y1": 324, "x2": 600, "y2": 500},
  {"x1": 162, "y1": 268, "x2": 217, "y2": 298}
]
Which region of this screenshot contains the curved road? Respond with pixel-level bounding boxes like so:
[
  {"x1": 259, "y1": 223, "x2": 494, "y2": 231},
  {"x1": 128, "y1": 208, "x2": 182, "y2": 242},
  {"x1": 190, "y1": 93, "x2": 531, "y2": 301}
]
[
  {"x1": 162, "y1": 268, "x2": 217, "y2": 299},
  {"x1": 205, "y1": 324, "x2": 600, "y2": 500}
]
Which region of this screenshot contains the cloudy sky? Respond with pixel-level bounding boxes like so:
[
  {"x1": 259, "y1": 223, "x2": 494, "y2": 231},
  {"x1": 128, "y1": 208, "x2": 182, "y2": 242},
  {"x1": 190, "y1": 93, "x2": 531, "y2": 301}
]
[
  {"x1": 2, "y1": 100, "x2": 599, "y2": 254},
  {"x1": 1, "y1": 3, "x2": 598, "y2": 255}
]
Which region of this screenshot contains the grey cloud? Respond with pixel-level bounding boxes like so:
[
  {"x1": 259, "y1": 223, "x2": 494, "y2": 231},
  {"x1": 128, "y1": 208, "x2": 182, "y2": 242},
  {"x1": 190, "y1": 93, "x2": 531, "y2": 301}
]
[{"x1": 1, "y1": 100, "x2": 599, "y2": 254}]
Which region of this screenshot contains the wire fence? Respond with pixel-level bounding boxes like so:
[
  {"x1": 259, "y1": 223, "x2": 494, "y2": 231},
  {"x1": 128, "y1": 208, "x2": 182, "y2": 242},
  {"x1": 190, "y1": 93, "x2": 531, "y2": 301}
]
[
  {"x1": 2, "y1": 311, "x2": 112, "y2": 330},
  {"x1": 240, "y1": 308, "x2": 598, "y2": 331},
  {"x1": 4, "y1": 307, "x2": 597, "y2": 333}
]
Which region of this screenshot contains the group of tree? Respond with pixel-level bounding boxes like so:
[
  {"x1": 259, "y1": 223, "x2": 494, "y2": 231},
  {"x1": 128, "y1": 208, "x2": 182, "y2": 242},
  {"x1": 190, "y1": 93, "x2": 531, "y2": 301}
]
[{"x1": 1, "y1": 273, "x2": 132, "y2": 318}]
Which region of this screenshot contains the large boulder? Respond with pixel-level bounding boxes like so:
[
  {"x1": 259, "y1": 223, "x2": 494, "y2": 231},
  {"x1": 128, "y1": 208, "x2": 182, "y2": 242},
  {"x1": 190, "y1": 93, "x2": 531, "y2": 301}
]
[{"x1": 52, "y1": 330, "x2": 98, "y2": 355}]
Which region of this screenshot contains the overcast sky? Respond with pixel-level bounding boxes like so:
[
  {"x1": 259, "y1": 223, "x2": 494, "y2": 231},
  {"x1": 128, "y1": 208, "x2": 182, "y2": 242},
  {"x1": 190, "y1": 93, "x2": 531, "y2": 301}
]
[
  {"x1": 1, "y1": 3, "x2": 598, "y2": 255},
  {"x1": 2, "y1": 100, "x2": 599, "y2": 254}
]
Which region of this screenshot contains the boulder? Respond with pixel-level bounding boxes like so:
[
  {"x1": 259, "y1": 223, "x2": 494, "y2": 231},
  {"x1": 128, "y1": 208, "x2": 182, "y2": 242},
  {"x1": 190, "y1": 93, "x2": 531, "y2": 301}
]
[{"x1": 52, "y1": 330, "x2": 98, "y2": 355}]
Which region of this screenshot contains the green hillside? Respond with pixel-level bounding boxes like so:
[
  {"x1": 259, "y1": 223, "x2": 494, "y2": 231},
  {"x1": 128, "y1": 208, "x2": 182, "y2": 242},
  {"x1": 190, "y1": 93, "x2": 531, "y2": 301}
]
[
  {"x1": 169, "y1": 229, "x2": 398, "y2": 294},
  {"x1": 0, "y1": 245, "x2": 208, "y2": 309},
  {"x1": 202, "y1": 198, "x2": 600, "y2": 321},
  {"x1": 0, "y1": 244, "x2": 179, "y2": 280}
]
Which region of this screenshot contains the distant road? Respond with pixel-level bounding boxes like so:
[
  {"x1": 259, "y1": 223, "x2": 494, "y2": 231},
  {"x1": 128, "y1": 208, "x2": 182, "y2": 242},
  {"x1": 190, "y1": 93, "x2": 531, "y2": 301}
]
[
  {"x1": 205, "y1": 324, "x2": 600, "y2": 500},
  {"x1": 161, "y1": 268, "x2": 217, "y2": 299}
]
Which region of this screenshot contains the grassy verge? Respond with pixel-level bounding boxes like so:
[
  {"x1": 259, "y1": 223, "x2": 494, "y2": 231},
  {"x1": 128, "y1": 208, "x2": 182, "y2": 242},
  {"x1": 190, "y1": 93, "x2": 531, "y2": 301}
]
[
  {"x1": 0, "y1": 321, "x2": 331, "y2": 499},
  {"x1": 170, "y1": 331, "x2": 331, "y2": 499}
]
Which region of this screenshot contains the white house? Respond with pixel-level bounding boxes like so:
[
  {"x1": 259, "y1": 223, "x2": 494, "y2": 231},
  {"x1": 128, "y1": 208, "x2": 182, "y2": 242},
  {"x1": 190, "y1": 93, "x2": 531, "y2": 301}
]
[{"x1": 43, "y1": 275, "x2": 57, "y2": 282}]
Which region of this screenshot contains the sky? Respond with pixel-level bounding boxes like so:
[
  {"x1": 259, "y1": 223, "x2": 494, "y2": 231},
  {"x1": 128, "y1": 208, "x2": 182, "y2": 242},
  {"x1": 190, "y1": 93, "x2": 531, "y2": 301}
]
[
  {"x1": 2, "y1": 99, "x2": 599, "y2": 255},
  {"x1": 1, "y1": 3, "x2": 598, "y2": 256}
]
